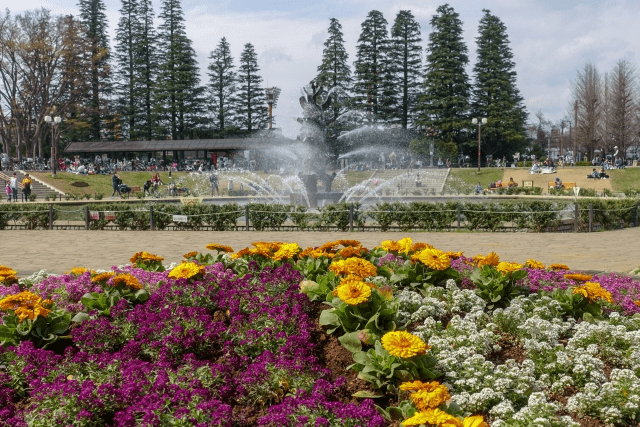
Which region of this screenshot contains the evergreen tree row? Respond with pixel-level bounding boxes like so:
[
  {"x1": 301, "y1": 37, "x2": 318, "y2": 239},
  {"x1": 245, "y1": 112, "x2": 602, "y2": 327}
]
[
  {"x1": 83, "y1": 0, "x2": 270, "y2": 141},
  {"x1": 315, "y1": 5, "x2": 528, "y2": 159}
]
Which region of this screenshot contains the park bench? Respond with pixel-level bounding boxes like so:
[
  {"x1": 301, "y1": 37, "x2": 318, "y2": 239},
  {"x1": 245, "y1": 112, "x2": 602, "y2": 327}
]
[{"x1": 548, "y1": 181, "x2": 576, "y2": 190}]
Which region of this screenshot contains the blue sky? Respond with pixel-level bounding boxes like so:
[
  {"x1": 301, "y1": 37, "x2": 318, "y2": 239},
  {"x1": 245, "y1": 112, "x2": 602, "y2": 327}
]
[{"x1": 7, "y1": 0, "x2": 639, "y2": 138}]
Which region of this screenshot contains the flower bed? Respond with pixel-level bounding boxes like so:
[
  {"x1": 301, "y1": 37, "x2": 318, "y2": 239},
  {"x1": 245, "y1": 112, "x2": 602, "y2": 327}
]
[{"x1": 1, "y1": 240, "x2": 640, "y2": 426}]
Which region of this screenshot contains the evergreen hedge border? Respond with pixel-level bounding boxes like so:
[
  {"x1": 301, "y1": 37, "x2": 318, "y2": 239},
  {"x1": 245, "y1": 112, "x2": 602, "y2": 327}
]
[{"x1": 0, "y1": 200, "x2": 637, "y2": 232}]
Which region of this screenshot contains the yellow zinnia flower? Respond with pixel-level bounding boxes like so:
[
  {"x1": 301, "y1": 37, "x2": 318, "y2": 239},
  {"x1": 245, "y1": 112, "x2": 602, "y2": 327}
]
[
  {"x1": 272, "y1": 243, "x2": 301, "y2": 261},
  {"x1": 381, "y1": 331, "x2": 429, "y2": 358},
  {"x1": 68, "y1": 267, "x2": 89, "y2": 276},
  {"x1": 549, "y1": 263, "x2": 570, "y2": 271},
  {"x1": 379, "y1": 237, "x2": 413, "y2": 254},
  {"x1": 564, "y1": 273, "x2": 592, "y2": 282},
  {"x1": 402, "y1": 408, "x2": 458, "y2": 427},
  {"x1": 335, "y1": 278, "x2": 371, "y2": 305},
  {"x1": 329, "y1": 258, "x2": 377, "y2": 279},
  {"x1": 461, "y1": 415, "x2": 489, "y2": 427},
  {"x1": 573, "y1": 281, "x2": 614, "y2": 304},
  {"x1": 112, "y1": 273, "x2": 142, "y2": 290},
  {"x1": 205, "y1": 243, "x2": 234, "y2": 253},
  {"x1": 496, "y1": 261, "x2": 523, "y2": 274},
  {"x1": 525, "y1": 259, "x2": 545, "y2": 269},
  {"x1": 168, "y1": 262, "x2": 205, "y2": 280},
  {"x1": 412, "y1": 248, "x2": 451, "y2": 270}
]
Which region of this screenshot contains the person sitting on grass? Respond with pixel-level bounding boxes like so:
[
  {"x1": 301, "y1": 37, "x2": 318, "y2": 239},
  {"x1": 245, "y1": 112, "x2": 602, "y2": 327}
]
[
  {"x1": 508, "y1": 177, "x2": 518, "y2": 187},
  {"x1": 475, "y1": 183, "x2": 482, "y2": 194},
  {"x1": 590, "y1": 168, "x2": 601, "y2": 179}
]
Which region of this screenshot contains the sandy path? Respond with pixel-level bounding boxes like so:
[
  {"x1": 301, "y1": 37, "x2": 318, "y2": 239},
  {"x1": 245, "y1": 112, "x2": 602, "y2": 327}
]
[{"x1": 2, "y1": 229, "x2": 639, "y2": 275}]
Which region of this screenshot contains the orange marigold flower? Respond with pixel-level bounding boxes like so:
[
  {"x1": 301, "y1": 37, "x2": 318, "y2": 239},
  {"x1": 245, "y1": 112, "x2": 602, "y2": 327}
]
[
  {"x1": 68, "y1": 267, "x2": 89, "y2": 276},
  {"x1": 319, "y1": 241, "x2": 340, "y2": 252},
  {"x1": 0, "y1": 291, "x2": 51, "y2": 322},
  {"x1": 410, "y1": 384, "x2": 452, "y2": 410},
  {"x1": 549, "y1": 263, "x2": 570, "y2": 271},
  {"x1": 329, "y1": 258, "x2": 377, "y2": 279},
  {"x1": 635, "y1": 300, "x2": 640, "y2": 308},
  {"x1": 412, "y1": 248, "x2": 451, "y2": 270},
  {"x1": 205, "y1": 243, "x2": 234, "y2": 253},
  {"x1": 474, "y1": 252, "x2": 500, "y2": 268},
  {"x1": 183, "y1": 251, "x2": 198, "y2": 259},
  {"x1": 298, "y1": 247, "x2": 315, "y2": 258},
  {"x1": 564, "y1": 273, "x2": 593, "y2": 282},
  {"x1": 378, "y1": 285, "x2": 393, "y2": 300},
  {"x1": 526, "y1": 259, "x2": 545, "y2": 269},
  {"x1": 410, "y1": 242, "x2": 433, "y2": 252},
  {"x1": 445, "y1": 251, "x2": 464, "y2": 260},
  {"x1": 381, "y1": 331, "x2": 429, "y2": 358},
  {"x1": 231, "y1": 247, "x2": 254, "y2": 259},
  {"x1": 130, "y1": 251, "x2": 164, "y2": 264},
  {"x1": 336, "y1": 239, "x2": 361, "y2": 247},
  {"x1": 92, "y1": 272, "x2": 116, "y2": 283},
  {"x1": 111, "y1": 273, "x2": 142, "y2": 290},
  {"x1": 338, "y1": 246, "x2": 363, "y2": 258}
]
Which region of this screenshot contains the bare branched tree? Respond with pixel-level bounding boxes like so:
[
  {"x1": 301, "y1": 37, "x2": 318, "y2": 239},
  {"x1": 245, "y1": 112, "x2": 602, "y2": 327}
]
[
  {"x1": 0, "y1": 9, "x2": 91, "y2": 161},
  {"x1": 569, "y1": 62, "x2": 602, "y2": 160},
  {"x1": 605, "y1": 59, "x2": 638, "y2": 159}
]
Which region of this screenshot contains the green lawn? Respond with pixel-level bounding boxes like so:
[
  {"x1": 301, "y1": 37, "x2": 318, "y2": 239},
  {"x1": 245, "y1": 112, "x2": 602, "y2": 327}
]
[
  {"x1": 609, "y1": 167, "x2": 640, "y2": 193},
  {"x1": 444, "y1": 168, "x2": 504, "y2": 194}
]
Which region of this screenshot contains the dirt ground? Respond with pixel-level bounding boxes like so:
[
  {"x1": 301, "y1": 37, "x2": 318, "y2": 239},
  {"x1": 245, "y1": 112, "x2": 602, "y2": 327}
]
[
  {"x1": 2, "y1": 229, "x2": 640, "y2": 276},
  {"x1": 500, "y1": 166, "x2": 613, "y2": 194}
]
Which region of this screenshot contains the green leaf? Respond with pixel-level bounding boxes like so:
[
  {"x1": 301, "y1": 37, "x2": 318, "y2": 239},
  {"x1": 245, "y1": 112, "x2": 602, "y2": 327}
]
[
  {"x1": 71, "y1": 312, "x2": 90, "y2": 323},
  {"x1": 338, "y1": 331, "x2": 362, "y2": 353},
  {"x1": 352, "y1": 390, "x2": 384, "y2": 398},
  {"x1": 319, "y1": 309, "x2": 340, "y2": 327}
]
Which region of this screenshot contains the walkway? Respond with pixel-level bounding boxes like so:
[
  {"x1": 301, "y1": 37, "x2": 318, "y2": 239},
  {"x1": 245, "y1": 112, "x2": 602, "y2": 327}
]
[{"x1": 2, "y1": 229, "x2": 639, "y2": 276}]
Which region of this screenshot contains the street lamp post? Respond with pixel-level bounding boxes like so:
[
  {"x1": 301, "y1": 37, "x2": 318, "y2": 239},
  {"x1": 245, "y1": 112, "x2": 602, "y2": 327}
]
[
  {"x1": 472, "y1": 118, "x2": 487, "y2": 172},
  {"x1": 44, "y1": 116, "x2": 62, "y2": 176},
  {"x1": 425, "y1": 127, "x2": 437, "y2": 167}
]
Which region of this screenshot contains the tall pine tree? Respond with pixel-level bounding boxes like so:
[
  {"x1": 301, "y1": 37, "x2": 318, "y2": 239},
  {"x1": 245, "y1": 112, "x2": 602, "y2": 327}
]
[
  {"x1": 233, "y1": 43, "x2": 268, "y2": 132},
  {"x1": 416, "y1": 4, "x2": 470, "y2": 148},
  {"x1": 207, "y1": 37, "x2": 237, "y2": 134},
  {"x1": 470, "y1": 9, "x2": 527, "y2": 158},
  {"x1": 114, "y1": 0, "x2": 139, "y2": 140},
  {"x1": 389, "y1": 10, "x2": 422, "y2": 128},
  {"x1": 135, "y1": 0, "x2": 158, "y2": 140},
  {"x1": 78, "y1": 0, "x2": 111, "y2": 141},
  {"x1": 352, "y1": 10, "x2": 389, "y2": 118},
  {"x1": 316, "y1": 18, "x2": 351, "y2": 122},
  {"x1": 155, "y1": 0, "x2": 205, "y2": 140}
]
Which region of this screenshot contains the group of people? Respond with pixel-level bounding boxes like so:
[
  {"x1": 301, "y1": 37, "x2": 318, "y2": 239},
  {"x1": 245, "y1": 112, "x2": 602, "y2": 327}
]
[
  {"x1": 476, "y1": 177, "x2": 518, "y2": 194},
  {"x1": 4, "y1": 173, "x2": 32, "y2": 202}
]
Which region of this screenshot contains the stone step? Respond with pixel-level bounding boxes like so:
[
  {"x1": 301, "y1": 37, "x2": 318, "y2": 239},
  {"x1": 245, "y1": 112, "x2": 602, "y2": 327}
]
[{"x1": 0, "y1": 171, "x2": 64, "y2": 201}]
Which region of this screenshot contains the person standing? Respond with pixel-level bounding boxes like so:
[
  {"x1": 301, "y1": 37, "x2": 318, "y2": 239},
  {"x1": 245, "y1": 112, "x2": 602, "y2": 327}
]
[
  {"x1": 21, "y1": 173, "x2": 32, "y2": 201},
  {"x1": 209, "y1": 172, "x2": 219, "y2": 196},
  {"x1": 111, "y1": 172, "x2": 122, "y2": 197},
  {"x1": 6, "y1": 180, "x2": 11, "y2": 202},
  {"x1": 9, "y1": 173, "x2": 18, "y2": 202}
]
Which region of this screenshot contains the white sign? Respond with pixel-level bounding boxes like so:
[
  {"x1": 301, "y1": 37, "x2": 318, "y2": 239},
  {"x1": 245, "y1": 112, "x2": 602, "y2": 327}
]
[{"x1": 173, "y1": 215, "x2": 188, "y2": 223}]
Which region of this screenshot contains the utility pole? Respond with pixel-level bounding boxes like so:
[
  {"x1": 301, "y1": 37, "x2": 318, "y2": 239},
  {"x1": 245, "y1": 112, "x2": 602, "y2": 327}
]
[{"x1": 574, "y1": 100, "x2": 579, "y2": 160}]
